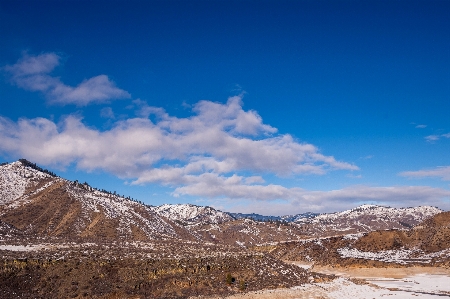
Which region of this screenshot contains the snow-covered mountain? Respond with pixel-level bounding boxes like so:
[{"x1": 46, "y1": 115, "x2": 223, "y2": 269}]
[
  {"x1": 309, "y1": 204, "x2": 441, "y2": 226},
  {"x1": 153, "y1": 203, "x2": 234, "y2": 226},
  {"x1": 292, "y1": 204, "x2": 442, "y2": 237},
  {"x1": 0, "y1": 160, "x2": 57, "y2": 208}
]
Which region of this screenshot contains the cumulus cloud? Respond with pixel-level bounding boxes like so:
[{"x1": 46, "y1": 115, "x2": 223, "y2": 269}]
[
  {"x1": 0, "y1": 96, "x2": 359, "y2": 202},
  {"x1": 3, "y1": 53, "x2": 130, "y2": 106},
  {"x1": 400, "y1": 166, "x2": 450, "y2": 181}
]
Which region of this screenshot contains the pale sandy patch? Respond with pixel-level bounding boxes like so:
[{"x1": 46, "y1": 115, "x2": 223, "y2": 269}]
[
  {"x1": 310, "y1": 265, "x2": 450, "y2": 279},
  {"x1": 284, "y1": 261, "x2": 314, "y2": 270}
]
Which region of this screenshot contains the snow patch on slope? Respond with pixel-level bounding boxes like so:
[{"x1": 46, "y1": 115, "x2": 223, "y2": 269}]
[
  {"x1": 0, "y1": 161, "x2": 56, "y2": 206},
  {"x1": 338, "y1": 247, "x2": 450, "y2": 265}
]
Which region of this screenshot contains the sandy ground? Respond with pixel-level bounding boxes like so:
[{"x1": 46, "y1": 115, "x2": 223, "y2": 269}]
[{"x1": 191, "y1": 264, "x2": 450, "y2": 299}]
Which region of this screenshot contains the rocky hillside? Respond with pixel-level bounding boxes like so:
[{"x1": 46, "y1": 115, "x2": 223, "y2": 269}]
[
  {"x1": 354, "y1": 211, "x2": 450, "y2": 253},
  {"x1": 192, "y1": 218, "x2": 309, "y2": 247}
]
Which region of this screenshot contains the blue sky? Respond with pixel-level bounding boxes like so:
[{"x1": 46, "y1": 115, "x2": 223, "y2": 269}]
[{"x1": 0, "y1": 0, "x2": 449, "y2": 214}]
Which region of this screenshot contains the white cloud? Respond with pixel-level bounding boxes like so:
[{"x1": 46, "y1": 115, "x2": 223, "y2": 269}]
[
  {"x1": 425, "y1": 133, "x2": 450, "y2": 142},
  {"x1": 415, "y1": 124, "x2": 427, "y2": 128},
  {"x1": 400, "y1": 166, "x2": 450, "y2": 181},
  {"x1": 3, "y1": 53, "x2": 130, "y2": 106},
  {"x1": 0, "y1": 96, "x2": 359, "y2": 202},
  {"x1": 172, "y1": 173, "x2": 301, "y2": 200},
  {"x1": 425, "y1": 135, "x2": 440, "y2": 142}
]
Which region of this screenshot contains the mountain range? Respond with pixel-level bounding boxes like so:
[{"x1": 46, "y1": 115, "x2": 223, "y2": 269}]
[{"x1": 0, "y1": 159, "x2": 443, "y2": 245}]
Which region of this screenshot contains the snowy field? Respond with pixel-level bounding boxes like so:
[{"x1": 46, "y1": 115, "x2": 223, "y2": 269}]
[
  {"x1": 366, "y1": 274, "x2": 450, "y2": 296},
  {"x1": 196, "y1": 276, "x2": 450, "y2": 299}
]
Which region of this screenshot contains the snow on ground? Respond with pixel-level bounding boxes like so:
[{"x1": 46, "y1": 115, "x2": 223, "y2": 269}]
[
  {"x1": 337, "y1": 247, "x2": 421, "y2": 264},
  {"x1": 337, "y1": 247, "x2": 450, "y2": 264},
  {"x1": 316, "y1": 276, "x2": 450, "y2": 298},
  {"x1": 0, "y1": 161, "x2": 53, "y2": 206},
  {"x1": 367, "y1": 274, "x2": 450, "y2": 295},
  {"x1": 0, "y1": 244, "x2": 48, "y2": 251}
]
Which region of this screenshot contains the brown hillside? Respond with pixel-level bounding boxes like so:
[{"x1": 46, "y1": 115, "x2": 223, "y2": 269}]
[
  {"x1": 354, "y1": 211, "x2": 450, "y2": 253},
  {"x1": 0, "y1": 180, "x2": 195, "y2": 242}
]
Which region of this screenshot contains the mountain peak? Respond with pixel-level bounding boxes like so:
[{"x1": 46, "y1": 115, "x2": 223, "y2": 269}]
[{"x1": 153, "y1": 203, "x2": 234, "y2": 225}]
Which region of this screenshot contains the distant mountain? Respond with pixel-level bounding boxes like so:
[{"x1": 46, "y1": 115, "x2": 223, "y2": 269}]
[
  {"x1": 228, "y1": 204, "x2": 442, "y2": 238},
  {"x1": 229, "y1": 212, "x2": 319, "y2": 222},
  {"x1": 291, "y1": 204, "x2": 443, "y2": 237},
  {"x1": 282, "y1": 212, "x2": 320, "y2": 222},
  {"x1": 228, "y1": 212, "x2": 283, "y2": 222}
]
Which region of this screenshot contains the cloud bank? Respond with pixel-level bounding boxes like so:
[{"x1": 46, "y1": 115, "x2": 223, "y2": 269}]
[
  {"x1": 223, "y1": 185, "x2": 450, "y2": 214},
  {"x1": 0, "y1": 95, "x2": 360, "y2": 201},
  {"x1": 3, "y1": 53, "x2": 130, "y2": 106}
]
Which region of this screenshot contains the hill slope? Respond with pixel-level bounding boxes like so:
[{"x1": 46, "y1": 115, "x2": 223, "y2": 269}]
[{"x1": 0, "y1": 161, "x2": 192, "y2": 241}]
